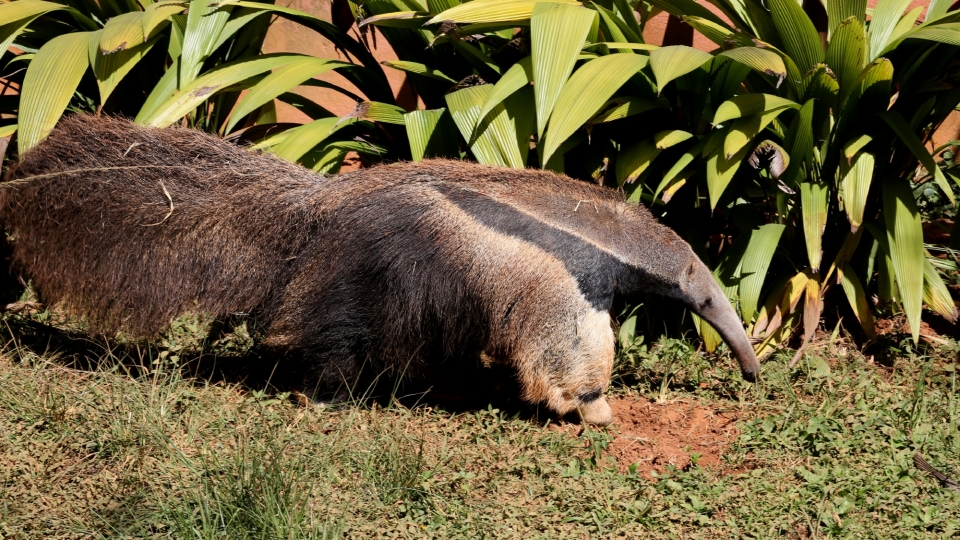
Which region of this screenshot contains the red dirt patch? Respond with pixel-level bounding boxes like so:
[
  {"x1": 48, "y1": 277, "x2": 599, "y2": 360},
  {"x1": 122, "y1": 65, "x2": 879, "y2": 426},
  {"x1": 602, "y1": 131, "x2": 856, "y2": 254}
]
[{"x1": 606, "y1": 397, "x2": 740, "y2": 478}]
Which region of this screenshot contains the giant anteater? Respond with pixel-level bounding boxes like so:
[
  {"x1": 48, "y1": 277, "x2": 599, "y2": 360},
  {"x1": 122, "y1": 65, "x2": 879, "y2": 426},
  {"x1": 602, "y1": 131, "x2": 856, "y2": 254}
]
[{"x1": 0, "y1": 115, "x2": 759, "y2": 425}]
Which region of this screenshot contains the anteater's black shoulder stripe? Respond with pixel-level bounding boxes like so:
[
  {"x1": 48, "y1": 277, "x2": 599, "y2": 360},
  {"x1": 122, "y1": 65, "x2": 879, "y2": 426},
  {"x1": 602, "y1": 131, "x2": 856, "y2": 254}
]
[{"x1": 435, "y1": 183, "x2": 619, "y2": 312}]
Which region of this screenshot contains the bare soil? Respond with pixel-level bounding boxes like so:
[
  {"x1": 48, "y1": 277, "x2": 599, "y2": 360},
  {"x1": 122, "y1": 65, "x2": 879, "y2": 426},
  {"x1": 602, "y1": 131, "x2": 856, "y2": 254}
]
[{"x1": 606, "y1": 397, "x2": 740, "y2": 477}]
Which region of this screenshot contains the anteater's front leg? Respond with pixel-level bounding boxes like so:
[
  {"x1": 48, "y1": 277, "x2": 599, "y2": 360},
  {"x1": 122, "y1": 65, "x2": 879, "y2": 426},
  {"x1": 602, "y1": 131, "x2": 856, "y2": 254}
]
[{"x1": 507, "y1": 303, "x2": 616, "y2": 426}]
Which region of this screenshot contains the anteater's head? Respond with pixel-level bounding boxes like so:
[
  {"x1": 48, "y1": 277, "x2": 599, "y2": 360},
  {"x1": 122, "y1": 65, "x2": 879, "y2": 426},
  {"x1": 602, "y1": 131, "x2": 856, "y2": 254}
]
[
  {"x1": 659, "y1": 252, "x2": 760, "y2": 382},
  {"x1": 609, "y1": 203, "x2": 760, "y2": 382}
]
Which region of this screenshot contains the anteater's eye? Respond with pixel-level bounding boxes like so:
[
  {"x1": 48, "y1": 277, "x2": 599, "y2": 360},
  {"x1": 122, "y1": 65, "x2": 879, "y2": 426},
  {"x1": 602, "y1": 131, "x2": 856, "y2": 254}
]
[{"x1": 578, "y1": 389, "x2": 602, "y2": 403}]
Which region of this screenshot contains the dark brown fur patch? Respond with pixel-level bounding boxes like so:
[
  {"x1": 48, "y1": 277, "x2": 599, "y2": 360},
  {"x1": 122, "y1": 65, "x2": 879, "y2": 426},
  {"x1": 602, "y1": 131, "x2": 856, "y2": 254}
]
[{"x1": 1, "y1": 115, "x2": 732, "y2": 410}]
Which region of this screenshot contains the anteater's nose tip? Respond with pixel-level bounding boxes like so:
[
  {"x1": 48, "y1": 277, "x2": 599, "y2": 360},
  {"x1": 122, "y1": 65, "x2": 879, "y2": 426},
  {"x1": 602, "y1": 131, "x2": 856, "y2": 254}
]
[{"x1": 741, "y1": 366, "x2": 759, "y2": 383}]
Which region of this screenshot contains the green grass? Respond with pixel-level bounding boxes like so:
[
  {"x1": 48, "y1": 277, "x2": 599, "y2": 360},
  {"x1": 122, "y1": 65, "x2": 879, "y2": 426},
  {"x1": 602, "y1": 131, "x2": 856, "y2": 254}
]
[{"x1": 0, "y1": 311, "x2": 958, "y2": 539}]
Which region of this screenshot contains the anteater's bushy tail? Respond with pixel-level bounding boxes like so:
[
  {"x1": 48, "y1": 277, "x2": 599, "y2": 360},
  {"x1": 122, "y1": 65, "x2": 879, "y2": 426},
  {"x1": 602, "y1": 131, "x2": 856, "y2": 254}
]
[{"x1": 0, "y1": 115, "x2": 327, "y2": 335}]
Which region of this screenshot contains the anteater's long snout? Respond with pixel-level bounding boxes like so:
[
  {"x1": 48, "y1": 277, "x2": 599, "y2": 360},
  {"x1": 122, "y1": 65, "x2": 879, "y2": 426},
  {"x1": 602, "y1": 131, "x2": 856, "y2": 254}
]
[
  {"x1": 683, "y1": 260, "x2": 761, "y2": 382},
  {"x1": 696, "y1": 295, "x2": 761, "y2": 381}
]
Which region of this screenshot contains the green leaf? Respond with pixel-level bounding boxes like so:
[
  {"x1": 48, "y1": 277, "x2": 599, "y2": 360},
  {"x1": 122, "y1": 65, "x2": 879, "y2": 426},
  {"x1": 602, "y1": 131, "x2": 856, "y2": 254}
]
[
  {"x1": 381, "y1": 60, "x2": 457, "y2": 83},
  {"x1": 136, "y1": 59, "x2": 180, "y2": 124},
  {"x1": 0, "y1": 2, "x2": 77, "y2": 60},
  {"x1": 923, "y1": 257, "x2": 959, "y2": 322},
  {"x1": 358, "y1": 11, "x2": 429, "y2": 28},
  {"x1": 648, "y1": 45, "x2": 712, "y2": 91},
  {"x1": 926, "y1": 0, "x2": 954, "y2": 22},
  {"x1": 349, "y1": 101, "x2": 407, "y2": 125},
  {"x1": 272, "y1": 117, "x2": 355, "y2": 162},
  {"x1": 586, "y1": 96, "x2": 661, "y2": 124},
  {"x1": 654, "y1": 129, "x2": 692, "y2": 149},
  {"x1": 180, "y1": 0, "x2": 232, "y2": 87},
  {"x1": 225, "y1": 57, "x2": 351, "y2": 134},
  {"x1": 740, "y1": 223, "x2": 786, "y2": 322},
  {"x1": 718, "y1": 47, "x2": 787, "y2": 84},
  {"x1": 827, "y1": 0, "x2": 866, "y2": 36},
  {"x1": 880, "y1": 110, "x2": 956, "y2": 205},
  {"x1": 446, "y1": 84, "x2": 516, "y2": 167},
  {"x1": 839, "y1": 263, "x2": 876, "y2": 339},
  {"x1": 531, "y1": 1, "x2": 597, "y2": 137},
  {"x1": 767, "y1": 0, "x2": 824, "y2": 71},
  {"x1": 100, "y1": 11, "x2": 144, "y2": 53},
  {"x1": 616, "y1": 138, "x2": 659, "y2": 185},
  {"x1": 655, "y1": 137, "x2": 706, "y2": 201},
  {"x1": 18, "y1": 32, "x2": 92, "y2": 154},
  {"x1": 427, "y1": 0, "x2": 579, "y2": 24},
  {"x1": 890, "y1": 6, "x2": 924, "y2": 43},
  {"x1": 594, "y1": 2, "x2": 642, "y2": 44},
  {"x1": 585, "y1": 42, "x2": 659, "y2": 51},
  {"x1": 868, "y1": 0, "x2": 912, "y2": 60},
  {"x1": 843, "y1": 134, "x2": 872, "y2": 160},
  {"x1": 883, "y1": 179, "x2": 925, "y2": 343},
  {"x1": 90, "y1": 32, "x2": 160, "y2": 105},
  {"x1": 142, "y1": 1, "x2": 188, "y2": 40},
  {"x1": 782, "y1": 99, "x2": 814, "y2": 185},
  {"x1": 471, "y1": 86, "x2": 535, "y2": 168},
  {"x1": 896, "y1": 23, "x2": 960, "y2": 47},
  {"x1": 141, "y1": 54, "x2": 306, "y2": 128},
  {"x1": 405, "y1": 108, "x2": 459, "y2": 161},
  {"x1": 723, "y1": 107, "x2": 792, "y2": 159},
  {"x1": 713, "y1": 93, "x2": 799, "y2": 125},
  {"x1": 826, "y1": 17, "x2": 867, "y2": 101},
  {"x1": 800, "y1": 181, "x2": 829, "y2": 271},
  {"x1": 679, "y1": 15, "x2": 733, "y2": 46},
  {"x1": 540, "y1": 53, "x2": 648, "y2": 165},
  {"x1": 0, "y1": 0, "x2": 72, "y2": 25},
  {"x1": 840, "y1": 151, "x2": 875, "y2": 232},
  {"x1": 476, "y1": 56, "x2": 532, "y2": 128},
  {"x1": 705, "y1": 141, "x2": 750, "y2": 210}
]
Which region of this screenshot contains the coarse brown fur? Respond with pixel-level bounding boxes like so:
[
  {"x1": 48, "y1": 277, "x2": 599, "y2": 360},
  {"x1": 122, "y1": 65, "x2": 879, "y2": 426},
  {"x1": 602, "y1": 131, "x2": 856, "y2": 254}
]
[{"x1": 0, "y1": 115, "x2": 759, "y2": 425}]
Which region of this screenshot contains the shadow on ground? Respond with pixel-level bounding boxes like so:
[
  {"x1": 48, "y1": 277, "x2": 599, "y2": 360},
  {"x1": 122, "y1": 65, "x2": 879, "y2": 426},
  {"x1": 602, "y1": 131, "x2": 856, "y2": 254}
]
[{"x1": 0, "y1": 313, "x2": 563, "y2": 424}]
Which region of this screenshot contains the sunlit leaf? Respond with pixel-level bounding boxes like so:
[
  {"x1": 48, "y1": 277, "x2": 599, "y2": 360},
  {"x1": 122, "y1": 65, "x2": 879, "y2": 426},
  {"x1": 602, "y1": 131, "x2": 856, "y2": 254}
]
[
  {"x1": 718, "y1": 47, "x2": 787, "y2": 84},
  {"x1": 180, "y1": 0, "x2": 232, "y2": 87},
  {"x1": 840, "y1": 151, "x2": 874, "y2": 232},
  {"x1": 18, "y1": 32, "x2": 92, "y2": 154},
  {"x1": 90, "y1": 32, "x2": 161, "y2": 105},
  {"x1": 739, "y1": 223, "x2": 786, "y2": 322},
  {"x1": 446, "y1": 84, "x2": 512, "y2": 167},
  {"x1": 883, "y1": 180, "x2": 925, "y2": 343},
  {"x1": 826, "y1": 16, "x2": 866, "y2": 100},
  {"x1": 616, "y1": 138, "x2": 659, "y2": 185},
  {"x1": 225, "y1": 57, "x2": 351, "y2": 133},
  {"x1": 143, "y1": 1, "x2": 188, "y2": 40},
  {"x1": 654, "y1": 129, "x2": 692, "y2": 149},
  {"x1": 586, "y1": 96, "x2": 661, "y2": 124},
  {"x1": 723, "y1": 107, "x2": 792, "y2": 159},
  {"x1": 869, "y1": 0, "x2": 912, "y2": 60},
  {"x1": 141, "y1": 54, "x2": 306, "y2": 128},
  {"x1": 476, "y1": 56, "x2": 532, "y2": 132},
  {"x1": 767, "y1": 0, "x2": 824, "y2": 71},
  {"x1": 648, "y1": 45, "x2": 712, "y2": 90},
  {"x1": 405, "y1": 108, "x2": 459, "y2": 161},
  {"x1": 839, "y1": 263, "x2": 876, "y2": 339},
  {"x1": 382, "y1": 60, "x2": 457, "y2": 83},
  {"x1": 923, "y1": 257, "x2": 959, "y2": 322},
  {"x1": 272, "y1": 116, "x2": 356, "y2": 162},
  {"x1": 531, "y1": 1, "x2": 596, "y2": 137},
  {"x1": 540, "y1": 53, "x2": 648, "y2": 165},
  {"x1": 427, "y1": 0, "x2": 579, "y2": 24},
  {"x1": 800, "y1": 181, "x2": 828, "y2": 271},
  {"x1": 713, "y1": 93, "x2": 799, "y2": 125}
]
